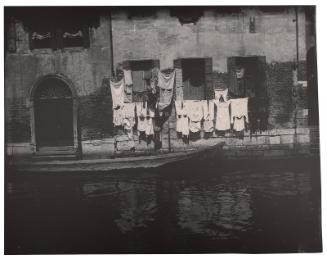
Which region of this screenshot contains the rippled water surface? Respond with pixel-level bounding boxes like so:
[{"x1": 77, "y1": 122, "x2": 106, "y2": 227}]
[{"x1": 5, "y1": 157, "x2": 322, "y2": 254}]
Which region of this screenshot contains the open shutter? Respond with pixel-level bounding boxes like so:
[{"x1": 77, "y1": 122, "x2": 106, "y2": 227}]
[
  {"x1": 204, "y1": 57, "x2": 213, "y2": 100},
  {"x1": 227, "y1": 57, "x2": 237, "y2": 96},
  {"x1": 82, "y1": 26, "x2": 90, "y2": 49},
  {"x1": 173, "y1": 59, "x2": 183, "y2": 101},
  {"x1": 257, "y1": 56, "x2": 268, "y2": 131}
]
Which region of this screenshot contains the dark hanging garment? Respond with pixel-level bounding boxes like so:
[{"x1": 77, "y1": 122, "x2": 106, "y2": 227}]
[{"x1": 204, "y1": 57, "x2": 214, "y2": 100}]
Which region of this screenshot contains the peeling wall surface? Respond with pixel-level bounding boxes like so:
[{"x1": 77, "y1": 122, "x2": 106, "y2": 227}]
[{"x1": 5, "y1": 7, "x2": 314, "y2": 155}]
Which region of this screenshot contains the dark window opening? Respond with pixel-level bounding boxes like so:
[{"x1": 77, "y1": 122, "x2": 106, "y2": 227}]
[
  {"x1": 123, "y1": 60, "x2": 160, "y2": 102},
  {"x1": 227, "y1": 56, "x2": 268, "y2": 132},
  {"x1": 181, "y1": 58, "x2": 206, "y2": 100},
  {"x1": 12, "y1": 7, "x2": 99, "y2": 50}
]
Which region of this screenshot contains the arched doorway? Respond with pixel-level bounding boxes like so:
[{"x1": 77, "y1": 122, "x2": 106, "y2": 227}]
[{"x1": 30, "y1": 74, "x2": 79, "y2": 153}]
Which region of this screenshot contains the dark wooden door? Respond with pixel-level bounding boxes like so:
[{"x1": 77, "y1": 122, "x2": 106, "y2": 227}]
[
  {"x1": 34, "y1": 80, "x2": 74, "y2": 148},
  {"x1": 35, "y1": 98, "x2": 74, "y2": 147}
]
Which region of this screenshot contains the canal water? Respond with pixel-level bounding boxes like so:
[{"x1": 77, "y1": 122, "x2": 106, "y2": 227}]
[{"x1": 5, "y1": 157, "x2": 322, "y2": 254}]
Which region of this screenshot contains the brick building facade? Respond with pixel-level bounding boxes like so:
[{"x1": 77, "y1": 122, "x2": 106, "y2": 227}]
[{"x1": 4, "y1": 6, "x2": 318, "y2": 158}]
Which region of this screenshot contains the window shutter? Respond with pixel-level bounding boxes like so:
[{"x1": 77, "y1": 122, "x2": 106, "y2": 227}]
[
  {"x1": 56, "y1": 28, "x2": 63, "y2": 50},
  {"x1": 173, "y1": 59, "x2": 183, "y2": 100},
  {"x1": 82, "y1": 26, "x2": 90, "y2": 48},
  {"x1": 227, "y1": 57, "x2": 238, "y2": 96},
  {"x1": 204, "y1": 57, "x2": 213, "y2": 100},
  {"x1": 28, "y1": 28, "x2": 35, "y2": 50},
  {"x1": 6, "y1": 17, "x2": 16, "y2": 53}
]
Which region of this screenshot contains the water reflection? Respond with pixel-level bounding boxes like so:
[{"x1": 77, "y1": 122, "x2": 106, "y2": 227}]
[{"x1": 5, "y1": 157, "x2": 322, "y2": 253}]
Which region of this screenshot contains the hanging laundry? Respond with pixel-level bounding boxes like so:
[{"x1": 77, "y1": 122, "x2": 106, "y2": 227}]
[
  {"x1": 214, "y1": 99, "x2": 231, "y2": 131},
  {"x1": 124, "y1": 84, "x2": 133, "y2": 103},
  {"x1": 230, "y1": 98, "x2": 249, "y2": 131},
  {"x1": 136, "y1": 102, "x2": 147, "y2": 133},
  {"x1": 214, "y1": 88, "x2": 228, "y2": 102},
  {"x1": 132, "y1": 70, "x2": 146, "y2": 92},
  {"x1": 158, "y1": 70, "x2": 176, "y2": 111},
  {"x1": 110, "y1": 79, "x2": 125, "y2": 109},
  {"x1": 121, "y1": 103, "x2": 136, "y2": 130},
  {"x1": 123, "y1": 69, "x2": 133, "y2": 85},
  {"x1": 185, "y1": 100, "x2": 203, "y2": 133},
  {"x1": 202, "y1": 100, "x2": 215, "y2": 132},
  {"x1": 175, "y1": 100, "x2": 189, "y2": 136},
  {"x1": 145, "y1": 107, "x2": 155, "y2": 136},
  {"x1": 113, "y1": 108, "x2": 124, "y2": 126}
]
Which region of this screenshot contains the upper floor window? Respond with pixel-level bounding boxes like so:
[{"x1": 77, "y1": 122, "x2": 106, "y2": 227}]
[{"x1": 29, "y1": 23, "x2": 90, "y2": 50}]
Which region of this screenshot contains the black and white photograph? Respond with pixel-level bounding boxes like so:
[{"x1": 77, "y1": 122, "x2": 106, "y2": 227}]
[{"x1": 3, "y1": 3, "x2": 324, "y2": 254}]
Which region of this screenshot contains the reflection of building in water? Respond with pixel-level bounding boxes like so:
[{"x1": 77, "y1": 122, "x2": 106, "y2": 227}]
[
  {"x1": 114, "y1": 181, "x2": 157, "y2": 234},
  {"x1": 82, "y1": 179, "x2": 157, "y2": 234},
  {"x1": 177, "y1": 185, "x2": 252, "y2": 238}
]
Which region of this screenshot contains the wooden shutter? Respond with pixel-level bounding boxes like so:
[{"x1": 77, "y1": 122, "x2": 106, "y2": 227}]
[
  {"x1": 173, "y1": 59, "x2": 183, "y2": 100},
  {"x1": 227, "y1": 57, "x2": 237, "y2": 96},
  {"x1": 82, "y1": 26, "x2": 90, "y2": 48},
  {"x1": 204, "y1": 57, "x2": 213, "y2": 100}
]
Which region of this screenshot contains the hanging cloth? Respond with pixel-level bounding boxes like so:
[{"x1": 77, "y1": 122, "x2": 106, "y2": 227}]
[
  {"x1": 175, "y1": 100, "x2": 189, "y2": 136},
  {"x1": 121, "y1": 103, "x2": 136, "y2": 130},
  {"x1": 214, "y1": 88, "x2": 228, "y2": 102},
  {"x1": 145, "y1": 107, "x2": 155, "y2": 136},
  {"x1": 158, "y1": 70, "x2": 176, "y2": 111},
  {"x1": 202, "y1": 100, "x2": 215, "y2": 132},
  {"x1": 230, "y1": 98, "x2": 249, "y2": 131},
  {"x1": 110, "y1": 79, "x2": 125, "y2": 109},
  {"x1": 123, "y1": 69, "x2": 133, "y2": 86},
  {"x1": 113, "y1": 108, "x2": 124, "y2": 126},
  {"x1": 185, "y1": 100, "x2": 203, "y2": 133},
  {"x1": 214, "y1": 100, "x2": 231, "y2": 131},
  {"x1": 136, "y1": 102, "x2": 147, "y2": 133}
]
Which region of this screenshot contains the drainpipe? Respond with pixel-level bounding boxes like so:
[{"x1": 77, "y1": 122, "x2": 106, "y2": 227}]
[
  {"x1": 293, "y1": 6, "x2": 299, "y2": 150},
  {"x1": 108, "y1": 10, "x2": 115, "y2": 77}
]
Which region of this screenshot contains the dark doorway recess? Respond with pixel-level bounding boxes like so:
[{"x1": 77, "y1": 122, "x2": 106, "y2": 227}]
[{"x1": 34, "y1": 78, "x2": 74, "y2": 148}]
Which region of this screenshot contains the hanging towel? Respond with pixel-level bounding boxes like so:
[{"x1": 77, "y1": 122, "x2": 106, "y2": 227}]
[
  {"x1": 185, "y1": 100, "x2": 203, "y2": 133},
  {"x1": 113, "y1": 108, "x2": 124, "y2": 126},
  {"x1": 124, "y1": 84, "x2": 133, "y2": 103},
  {"x1": 121, "y1": 103, "x2": 136, "y2": 130},
  {"x1": 214, "y1": 88, "x2": 228, "y2": 102},
  {"x1": 136, "y1": 102, "x2": 147, "y2": 133},
  {"x1": 158, "y1": 70, "x2": 176, "y2": 111},
  {"x1": 175, "y1": 100, "x2": 189, "y2": 136},
  {"x1": 123, "y1": 69, "x2": 133, "y2": 85},
  {"x1": 202, "y1": 100, "x2": 215, "y2": 132},
  {"x1": 230, "y1": 98, "x2": 248, "y2": 131},
  {"x1": 132, "y1": 70, "x2": 146, "y2": 92},
  {"x1": 110, "y1": 79, "x2": 125, "y2": 109},
  {"x1": 214, "y1": 100, "x2": 231, "y2": 131}
]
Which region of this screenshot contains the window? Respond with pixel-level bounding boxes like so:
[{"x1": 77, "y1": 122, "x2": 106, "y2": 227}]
[
  {"x1": 122, "y1": 60, "x2": 160, "y2": 102},
  {"x1": 28, "y1": 8, "x2": 93, "y2": 50}
]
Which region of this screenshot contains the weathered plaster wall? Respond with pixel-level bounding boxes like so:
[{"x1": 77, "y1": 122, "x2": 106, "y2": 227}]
[
  {"x1": 5, "y1": 15, "x2": 113, "y2": 143},
  {"x1": 112, "y1": 8, "x2": 306, "y2": 71}
]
